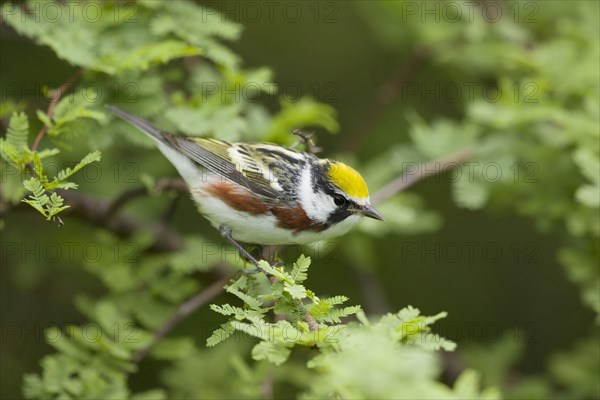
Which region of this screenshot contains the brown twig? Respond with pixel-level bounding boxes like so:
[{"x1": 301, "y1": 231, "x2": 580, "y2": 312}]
[
  {"x1": 161, "y1": 193, "x2": 182, "y2": 225},
  {"x1": 304, "y1": 312, "x2": 319, "y2": 332},
  {"x1": 372, "y1": 148, "x2": 472, "y2": 206},
  {"x1": 260, "y1": 372, "x2": 274, "y2": 400},
  {"x1": 351, "y1": 265, "x2": 389, "y2": 315},
  {"x1": 57, "y1": 189, "x2": 185, "y2": 252},
  {"x1": 292, "y1": 128, "x2": 321, "y2": 154},
  {"x1": 133, "y1": 270, "x2": 233, "y2": 363},
  {"x1": 31, "y1": 69, "x2": 83, "y2": 153}
]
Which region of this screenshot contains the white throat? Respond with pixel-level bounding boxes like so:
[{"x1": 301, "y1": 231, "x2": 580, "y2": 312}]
[{"x1": 298, "y1": 163, "x2": 336, "y2": 224}]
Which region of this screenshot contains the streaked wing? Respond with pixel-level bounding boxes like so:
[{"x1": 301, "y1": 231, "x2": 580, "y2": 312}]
[
  {"x1": 164, "y1": 136, "x2": 294, "y2": 201},
  {"x1": 232, "y1": 143, "x2": 306, "y2": 201}
]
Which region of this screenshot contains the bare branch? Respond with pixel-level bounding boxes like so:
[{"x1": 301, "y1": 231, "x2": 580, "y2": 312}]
[
  {"x1": 372, "y1": 148, "x2": 471, "y2": 205},
  {"x1": 58, "y1": 189, "x2": 185, "y2": 252}
]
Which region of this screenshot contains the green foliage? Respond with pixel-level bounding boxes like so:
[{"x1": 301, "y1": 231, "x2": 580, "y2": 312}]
[
  {"x1": 52, "y1": 151, "x2": 102, "y2": 188},
  {"x1": 300, "y1": 307, "x2": 492, "y2": 398},
  {"x1": 0, "y1": 110, "x2": 101, "y2": 220},
  {"x1": 549, "y1": 336, "x2": 600, "y2": 399},
  {"x1": 205, "y1": 256, "x2": 494, "y2": 397},
  {"x1": 0, "y1": 112, "x2": 31, "y2": 166},
  {"x1": 207, "y1": 256, "x2": 362, "y2": 365},
  {"x1": 3, "y1": 0, "x2": 598, "y2": 399},
  {"x1": 21, "y1": 324, "x2": 161, "y2": 400},
  {"x1": 22, "y1": 178, "x2": 70, "y2": 221},
  {"x1": 1, "y1": 2, "x2": 208, "y2": 74},
  {"x1": 41, "y1": 90, "x2": 107, "y2": 138},
  {"x1": 359, "y1": 0, "x2": 600, "y2": 319}
]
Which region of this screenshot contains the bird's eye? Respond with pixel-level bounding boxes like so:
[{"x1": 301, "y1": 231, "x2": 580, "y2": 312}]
[{"x1": 333, "y1": 195, "x2": 346, "y2": 207}]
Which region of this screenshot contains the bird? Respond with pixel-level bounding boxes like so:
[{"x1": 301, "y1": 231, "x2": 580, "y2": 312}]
[{"x1": 106, "y1": 105, "x2": 383, "y2": 267}]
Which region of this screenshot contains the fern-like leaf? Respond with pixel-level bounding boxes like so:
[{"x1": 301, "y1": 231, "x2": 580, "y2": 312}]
[
  {"x1": 54, "y1": 151, "x2": 102, "y2": 183},
  {"x1": 22, "y1": 178, "x2": 70, "y2": 220},
  {"x1": 206, "y1": 322, "x2": 235, "y2": 347},
  {"x1": 290, "y1": 254, "x2": 310, "y2": 283},
  {"x1": 0, "y1": 112, "x2": 30, "y2": 165}
]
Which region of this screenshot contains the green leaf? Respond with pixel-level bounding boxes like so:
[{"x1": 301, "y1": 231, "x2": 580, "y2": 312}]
[
  {"x1": 284, "y1": 283, "x2": 307, "y2": 299},
  {"x1": 98, "y1": 41, "x2": 202, "y2": 74},
  {"x1": 5, "y1": 111, "x2": 29, "y2": 151},
  {"x1": 206, "y1": 322, "x2": 235, "y2": 347},
  {"x1": 251, "y1": 341, "x2": 292, "y2": 366},
  {"x1": 210, "y1": 303, "x2": 247, "y2": 317},
  {"x1": 225, "y1": 276, "x2": 263, "y2": 311},
  {"x1": 317, "y1": 305, "x2": 362, "y2": 324},
  {"x1": 53, "y1": 150, "x2": 102, "y2": 184},
  {"x1": 453, "y1": 369, "x2": 500, "y2": 399},
  {"x1": 290, "y1": 254, "x2": 310, "y2": 283},
  {"x1": 48, "y1": 95, "x2": 106, "y2": 137},
  {"x1": 21, "y1": 177, "x2": 71, "y2": 221},
  {"x1": 0, "y1": 111, "x2": 30, "y2": 165},
  {"x1": 452, "y1": 175, "x2": 489, "y2": 210},
  {"x1": 36, "y1": 109, "x2": 53, "y2": 128},
  {"x1": 22, "y1": 374, "x2": 44, "y2": 400},
  {"x1": 266, "y1": 98, "x2": 339, "y2": 143},
  {"x1": 41, "y1": 355, "x2": 77, "y2": 394}
]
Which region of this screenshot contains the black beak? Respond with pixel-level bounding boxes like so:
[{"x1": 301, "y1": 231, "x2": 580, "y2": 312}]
[{"x1": 358, "y1": 204, "x2": 384, "y2": 221}]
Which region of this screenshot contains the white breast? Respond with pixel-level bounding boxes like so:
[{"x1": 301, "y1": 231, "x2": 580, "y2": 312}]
[{"x1": 188, "y1": 178, "x2": 360, "y2": 245}]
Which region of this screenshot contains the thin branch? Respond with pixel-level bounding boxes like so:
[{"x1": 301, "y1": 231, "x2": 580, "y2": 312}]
[
  {"x1": 372, "y1": 148, "x2": 472, "y2": 206},
  {"x1": 133, "y1": 269, "x2": 233, "y2": 363},
  {"x1": 260, "y1": 371, "x2": 274, "y2": 400},
  {"x1": 160, "y1": 193, "x2": 181, "y2": 225},
  {"x1": 292, "y1": 128, "x2": 321, "y2": 154},
  {"x1": 57, "y1": 189, "x2": 185, "y2": 252},
  {"x1": 31, "y1": 69, "x2": 83, "y2": 152},
  {"x1": 351, "y1": 265, "x2": 389, "y2": 315},
  {"x1": 304, "y1": 311, "x2": 319, "y2": 332}
]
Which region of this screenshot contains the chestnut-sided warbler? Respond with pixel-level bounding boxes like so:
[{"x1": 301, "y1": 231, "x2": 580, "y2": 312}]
[{"x1": 107, "y1": 105, "x2": 383, "y2": 253}]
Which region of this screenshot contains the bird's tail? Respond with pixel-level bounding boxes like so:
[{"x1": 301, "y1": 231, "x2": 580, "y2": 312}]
[
  {"x1": 105, "y1": 104, "x2": 203, "y2": 185},
  {"x1": 105, "y1": 104, "x2": 164, "y2": 141}
]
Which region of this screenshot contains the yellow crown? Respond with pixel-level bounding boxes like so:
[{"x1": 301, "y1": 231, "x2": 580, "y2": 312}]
[{"x1": 327, "y1": 161, "x2": 369, "y2": 199}]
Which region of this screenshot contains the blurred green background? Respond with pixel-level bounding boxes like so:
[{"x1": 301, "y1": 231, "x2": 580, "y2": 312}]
[{"x1": 1, "y1": 1, "x2": 598, "y2": 399}]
